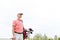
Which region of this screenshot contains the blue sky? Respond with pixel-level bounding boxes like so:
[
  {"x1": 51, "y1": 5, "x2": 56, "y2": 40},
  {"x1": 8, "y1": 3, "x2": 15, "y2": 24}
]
[{"x1": 0, "y1": 0, "x2": 60, "y2": 38}]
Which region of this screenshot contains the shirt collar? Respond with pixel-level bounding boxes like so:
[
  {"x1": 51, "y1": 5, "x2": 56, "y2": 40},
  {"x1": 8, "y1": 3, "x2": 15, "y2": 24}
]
[{"x1": 17, "y1": 18, "x2": 23, "y2": 22}]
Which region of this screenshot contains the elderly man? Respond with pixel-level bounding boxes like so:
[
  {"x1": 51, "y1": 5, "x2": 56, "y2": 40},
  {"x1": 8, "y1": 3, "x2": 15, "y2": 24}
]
[{"x1": 12, "y1": 13, "x2": 24, "y2": 40}]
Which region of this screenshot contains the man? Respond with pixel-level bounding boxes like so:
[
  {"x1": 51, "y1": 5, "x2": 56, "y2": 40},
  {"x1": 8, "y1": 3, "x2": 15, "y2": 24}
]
[{"x1": 12, "y1": 13, "x2": 24, "y2": 40}]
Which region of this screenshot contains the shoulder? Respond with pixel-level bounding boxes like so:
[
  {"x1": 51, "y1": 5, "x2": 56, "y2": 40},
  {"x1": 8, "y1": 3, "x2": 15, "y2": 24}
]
[
  {"x1": 12, "y1": 20, "x2": 17, "y2": 25},
  {"x1": 20, "y1": 20, "x2": 23, "y2": 22},
  {"x1": 13, "y1": 20, "x2": 17, "y2": 23}
]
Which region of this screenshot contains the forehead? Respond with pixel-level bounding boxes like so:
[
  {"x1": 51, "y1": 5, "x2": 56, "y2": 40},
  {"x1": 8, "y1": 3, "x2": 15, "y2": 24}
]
[
  {"x1": 17, "y1": 15, "x2": 22, "y2": 16},
  {"x1": 17, "y1": 14, "x2": 23, "y2": 16},
  {"x1": 17, "y1": 13, "x2": 23, "y2": 15}
]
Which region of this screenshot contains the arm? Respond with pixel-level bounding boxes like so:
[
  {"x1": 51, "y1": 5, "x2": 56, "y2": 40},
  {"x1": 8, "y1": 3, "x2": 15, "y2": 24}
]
[
  {"x1": 12, "y1": 25, "x2": 15, "y2": 37},
  {"x1": 12, "y1": 20, "x2": 16, "y2": 38}
]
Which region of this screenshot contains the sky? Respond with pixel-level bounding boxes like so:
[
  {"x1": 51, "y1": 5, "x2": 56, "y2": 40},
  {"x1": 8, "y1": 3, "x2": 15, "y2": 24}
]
[{"x1": 0, "y1": 0, "x2": 60, "y2": 38}]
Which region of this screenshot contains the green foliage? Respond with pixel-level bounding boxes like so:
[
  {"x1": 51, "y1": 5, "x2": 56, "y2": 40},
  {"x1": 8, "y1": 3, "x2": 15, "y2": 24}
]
[
  {"x1": 43, "y1": 34, "x2": 48, "y2": 40},
  {"x1": 33, "y1": 34, "x2": 42, "y2": 40},
  {"x1": 27, "y1": 34, "x2": 60, "y2": 40},
  {"x1": 58, "y1": 38, "x2": 60, "y2": 40},
  {"x1": 48, "y1": 38, "x2": 53, "y2": 40},
  {"x1": 54, "y1": 35, "x2": 58, "y2": 40}
]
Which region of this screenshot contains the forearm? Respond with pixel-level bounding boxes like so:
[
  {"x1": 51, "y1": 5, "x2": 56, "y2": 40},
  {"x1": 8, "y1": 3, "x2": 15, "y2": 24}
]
[
  {"x1": 12, "y1": 29, "x2": 14, "y2": 36},
  {"x1": 12, "y1": 25, "x2": 15, "y2": 37}
]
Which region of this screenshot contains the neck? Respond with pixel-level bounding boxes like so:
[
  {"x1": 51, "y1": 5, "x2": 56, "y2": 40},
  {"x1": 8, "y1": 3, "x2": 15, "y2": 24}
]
[{"x1": 18, "y1": 18, "x2": 21, "y2": 20}]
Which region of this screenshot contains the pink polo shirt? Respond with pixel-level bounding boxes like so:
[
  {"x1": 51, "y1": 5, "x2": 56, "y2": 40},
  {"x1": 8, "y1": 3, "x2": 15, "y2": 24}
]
[{"x1": 13, "y1": 19, "x2": 23, "y2": 33}]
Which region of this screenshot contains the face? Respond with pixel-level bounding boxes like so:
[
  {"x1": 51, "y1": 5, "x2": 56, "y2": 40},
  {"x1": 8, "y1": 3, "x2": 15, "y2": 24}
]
[{"x1": 17, "y1": 14, "x2": 22, "y2": 18}]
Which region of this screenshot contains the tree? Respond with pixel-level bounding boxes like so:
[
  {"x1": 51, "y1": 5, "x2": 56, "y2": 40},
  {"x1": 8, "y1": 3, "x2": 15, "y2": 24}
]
[
  {"x1": 33, "y1": 34, "x2": 42, "y2": 40},
  {"x1": 58, "y1": 37, "x2": 60, "y2": 40},
  {"x1": 43, "y1": 34, "x2": 48, "y2": 40},
  {"x1": 54, "y1": 35, "x2": 58, "y2": 40}
]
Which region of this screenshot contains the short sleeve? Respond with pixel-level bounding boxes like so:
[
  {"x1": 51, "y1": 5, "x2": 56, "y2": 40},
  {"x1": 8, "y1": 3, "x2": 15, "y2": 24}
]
[{"x1": 12, "y1": 20, "x2": 16, "y2": 26}]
